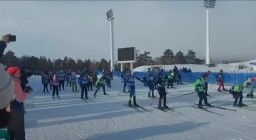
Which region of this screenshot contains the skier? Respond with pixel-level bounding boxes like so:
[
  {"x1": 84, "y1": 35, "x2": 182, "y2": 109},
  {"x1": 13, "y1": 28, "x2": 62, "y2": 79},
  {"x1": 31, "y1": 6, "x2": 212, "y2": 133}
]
[
  {"x1": 229, "y1": 80, "x2": 250, "y2": 107},
  {"x1": 70, "y1": 71, "x2": 78, "y2": 92},
  {"x1": 194, "y1": 72, "x2": 212, "y2": 109},
  {"x1": 65, "y1": 71, "x2": 71, "y2": 87},
  {"x1": 94, "y1": 76, "x2": 107, "y2": 97},
  {"x1": 204, "y1": 70, "x2": 211, "y2": 96},
  {"x1": 167, "y1": 70, "x2": 174, "y2": 88},
  {"x1": 122, "y1": 71, "x2": 129, "y2": 92},
  {"x1": 51, "y1": 74, "x2": 60, "y2": 99},
  {"x1": 216, "y1": 69, "x2": 227, "y2": 92},
  {"x1": 147, "y1": 73, "x2": 156, "y2": 98},
  {"x1": 87, "y1": 74, "x2": 94, "y2": 91},
  {"x1": 79, "y1": 71, "x2": 89, "y2": 99},
  {"x1": 126, "y1": 71, "x2": 143, "y2": 107},
  {"x1": 58, "y1": 70, "x2": 65, "y2": 91},
  {"x1": 157, "y1": 77, "x2": 169, "y2": 109},
  {"x1": 41, "y1": 71, "x2": 49, "y2": 93},
  {"x1": 246, "y1": 77, "x2": 256, "y2": 98}
]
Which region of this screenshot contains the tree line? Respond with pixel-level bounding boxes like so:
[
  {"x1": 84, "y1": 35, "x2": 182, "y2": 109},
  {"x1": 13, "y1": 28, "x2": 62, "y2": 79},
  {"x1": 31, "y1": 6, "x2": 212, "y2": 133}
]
[{"x1": 0, "y1": 49, "x2": 203, "y2": 72}]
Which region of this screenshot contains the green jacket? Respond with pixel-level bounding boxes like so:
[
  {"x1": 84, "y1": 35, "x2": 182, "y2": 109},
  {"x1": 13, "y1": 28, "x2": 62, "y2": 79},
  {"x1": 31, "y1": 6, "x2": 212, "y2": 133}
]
[
  {"x1": 95, "y1": 79, "x2": 104, "y2": 87},
  {"x1": 0, "y1": 129, "x2": 10, "y2": 140},
  {"x1": 168, "y1": 72, "x2": 174, "y2": 80},
  {"x1": 194, "y1": 77, "x2": 206, "y2": 92},
  {"x1": 231, "y1": 81, "x2": 249, "y2": 93}
]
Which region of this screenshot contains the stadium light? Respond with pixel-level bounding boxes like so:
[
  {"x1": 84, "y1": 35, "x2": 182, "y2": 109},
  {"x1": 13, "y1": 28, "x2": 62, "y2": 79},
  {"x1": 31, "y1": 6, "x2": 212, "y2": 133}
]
[
  {"x1": 106, "y1": 9, "x2": 115, "y2": 71},
  {"x1": 204, "y1": 0, "x2": 216, "y2": 65}
]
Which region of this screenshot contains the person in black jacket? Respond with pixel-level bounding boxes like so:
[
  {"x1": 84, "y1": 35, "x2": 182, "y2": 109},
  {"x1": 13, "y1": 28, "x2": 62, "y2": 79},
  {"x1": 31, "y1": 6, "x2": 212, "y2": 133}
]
[{"x1": 157, "y1": 77, "x2": 169, "y2": 109}]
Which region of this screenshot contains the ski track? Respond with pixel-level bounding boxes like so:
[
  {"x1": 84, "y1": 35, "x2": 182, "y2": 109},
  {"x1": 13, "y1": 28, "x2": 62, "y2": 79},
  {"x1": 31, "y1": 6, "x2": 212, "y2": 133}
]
[{"x1": 25, "y1": 77, "x2": 256, "y2": 140}]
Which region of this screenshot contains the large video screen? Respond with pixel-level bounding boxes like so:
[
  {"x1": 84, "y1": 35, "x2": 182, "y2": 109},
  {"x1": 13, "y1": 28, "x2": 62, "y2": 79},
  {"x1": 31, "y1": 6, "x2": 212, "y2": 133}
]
[{"x1": 118, "y1": 47, "x2": 135, "y2": 61}]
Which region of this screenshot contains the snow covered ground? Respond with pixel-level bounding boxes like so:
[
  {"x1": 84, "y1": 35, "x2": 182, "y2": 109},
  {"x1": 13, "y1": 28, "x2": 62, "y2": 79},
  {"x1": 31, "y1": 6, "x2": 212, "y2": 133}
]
[{"x1": 24, "y1": 76, "x2": 256, "y2": 140}]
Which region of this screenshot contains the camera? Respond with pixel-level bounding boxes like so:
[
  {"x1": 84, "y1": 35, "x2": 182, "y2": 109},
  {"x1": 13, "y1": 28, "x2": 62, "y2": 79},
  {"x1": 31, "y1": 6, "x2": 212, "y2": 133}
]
[{"x1": 8, "y1": 34, "x2": 16, "y2": 42}]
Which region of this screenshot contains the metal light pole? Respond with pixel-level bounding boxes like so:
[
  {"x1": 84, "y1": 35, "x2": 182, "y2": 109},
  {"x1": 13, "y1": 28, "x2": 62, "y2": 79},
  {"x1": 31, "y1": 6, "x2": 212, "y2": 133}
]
[
  {"x1": 204, "y1": 0, "x2": 216, "y2": 65},
  {"x1": 106, "y1": 9, "x2": 114, "y2": 71}
]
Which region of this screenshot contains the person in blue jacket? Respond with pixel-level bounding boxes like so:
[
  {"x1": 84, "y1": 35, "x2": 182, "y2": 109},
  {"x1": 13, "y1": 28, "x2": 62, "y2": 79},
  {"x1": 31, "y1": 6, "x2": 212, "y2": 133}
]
[
  {"x1": 126, "y1": 71, "x2": 143, "y2": 107},
  {"x1": 147, "y1": 73, "x2": 156, "y2": 98},
  {"x1": 79, "y1": 71, "x2": 89, "y2": 99},
  {"x1": 122, "y1": 71, "x2": 129, "y2": 93}
]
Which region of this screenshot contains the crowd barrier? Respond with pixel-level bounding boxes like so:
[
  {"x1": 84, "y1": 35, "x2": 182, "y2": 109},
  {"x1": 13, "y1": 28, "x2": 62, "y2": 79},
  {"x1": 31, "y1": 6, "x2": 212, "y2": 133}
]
[
  {"x1": 131, "y1": 72, "x2": 256, "y2": 85},
  {"x1": 99, "y1": 71, "x2": 256, "y2": 86}
]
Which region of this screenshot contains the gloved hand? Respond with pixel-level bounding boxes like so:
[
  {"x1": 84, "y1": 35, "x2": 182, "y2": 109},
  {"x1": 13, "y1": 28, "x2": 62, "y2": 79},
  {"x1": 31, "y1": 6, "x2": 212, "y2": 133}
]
[{"x1": 24, "y1": 86, "x2": 33, "y2": 93}]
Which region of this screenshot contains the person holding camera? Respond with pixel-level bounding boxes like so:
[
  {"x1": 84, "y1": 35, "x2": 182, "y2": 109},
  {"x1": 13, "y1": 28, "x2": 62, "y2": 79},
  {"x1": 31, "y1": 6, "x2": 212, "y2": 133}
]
[
  {"x1": 0, "y1": 34, "x2": 16, "y2": 139},
  {"x1": 7, "y1": 67, "x2": 32, "y2": 140}
]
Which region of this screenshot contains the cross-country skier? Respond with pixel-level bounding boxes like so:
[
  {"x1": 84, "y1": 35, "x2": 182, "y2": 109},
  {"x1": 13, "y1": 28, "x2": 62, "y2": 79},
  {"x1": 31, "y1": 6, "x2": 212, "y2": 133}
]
[
  {"x1": 194, "y1": 72, "x2": 212, "y2": 109},
  {"x1": 247, "y1": 77, "x2": 256, "y2": 98},
  {"x1": 79, "y1": 71, "x2": 89, "y2": 99},
  {"x1": 94, "y1": 76, "x2": 107, "y2": 97},
  {"x1": 122, "y1": 71, "x2": 130, "y2": 93},
  {"x1": 216, "y1": 69, "x2": 227, "y2": 92},
  {"x1": 147, "y1": 73, "x2": 156, "y2": 98},
  {"x1": 126, "y1": 71, "x2": 143, "y2": 107},
  {"x1": 157, "y1": 77, "x2": 169, "y2": 109},
  {"x1": 204, "y1": 70, "x2": 211, "y2": 96},
  {"x1": 229, "y1": 80, "x2": 250, "y2": 107},
  {"x1": 167, "y1": 70, "x2": 174, "y2": 88}
]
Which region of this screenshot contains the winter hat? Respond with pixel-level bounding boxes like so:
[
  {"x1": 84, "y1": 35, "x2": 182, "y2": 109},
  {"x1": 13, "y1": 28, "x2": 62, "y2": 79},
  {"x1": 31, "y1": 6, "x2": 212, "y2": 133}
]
[
  {"x1": 202, "y1": 72, "x2": 209, "y2": 78},
  {"x1": 6, "y1": 67, "x2": 20, "y2": 78},
  {"x1": 0, "y1": 64, "x2": 14, "y2": 109}
]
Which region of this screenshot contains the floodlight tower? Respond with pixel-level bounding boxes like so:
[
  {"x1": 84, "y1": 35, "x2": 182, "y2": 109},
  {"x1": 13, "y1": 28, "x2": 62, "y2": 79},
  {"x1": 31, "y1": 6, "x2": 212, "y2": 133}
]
[
  {"x1": 204, "y1": 0, "x2": 216, "y2": 65},
  {"x1": 106, "y1": 9, "x2": 115, "y2": 71}
]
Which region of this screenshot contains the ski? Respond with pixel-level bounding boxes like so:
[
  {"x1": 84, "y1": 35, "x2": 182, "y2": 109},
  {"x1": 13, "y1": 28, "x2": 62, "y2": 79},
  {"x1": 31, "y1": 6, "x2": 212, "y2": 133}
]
[
  {"x1": 167, "y1": 108, "x2": 184, "y2": 116},
  {"x1": 124, "y1": 104, "x2": 143, "y2": 112},
  {"x1": 174, "y1": 91, "x2": 196, "y2": 98},
  {"x1": 238, "y1": 106, "x2": 256, "y2": 111},
  {"x1": 211, "y1": 105, "x2": 236, "y2": 111},
  {"x1": 137, "y1": 106, "x2": 151, "y2": 112},
  {"x1": 196, "y1": 104, "x2": 236, "y2": 111},
  {"x1": 154, "y1": 107, "x2": 178, "y2": 116},
  {"x1": 191, "y1": 106, "x2": 224, "y2": 116},
  {"x1": 154, "y1": 107, "x2": 168, "y2": 112}
]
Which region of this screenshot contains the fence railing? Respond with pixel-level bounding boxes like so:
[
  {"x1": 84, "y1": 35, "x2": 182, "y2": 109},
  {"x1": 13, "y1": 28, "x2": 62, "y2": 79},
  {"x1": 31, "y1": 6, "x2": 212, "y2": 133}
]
[{"x1": 131, "y1": 72, "x2": 256, "y2": 85}]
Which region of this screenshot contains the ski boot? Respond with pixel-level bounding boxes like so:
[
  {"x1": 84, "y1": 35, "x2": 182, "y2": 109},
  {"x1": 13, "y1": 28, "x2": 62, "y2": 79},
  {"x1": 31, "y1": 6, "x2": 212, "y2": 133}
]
[
  {"x1": 148, "y1": 92, "x2": 151, "y2": 98},
  {"x1": 198, "y1": 105, "x2": 203, "y2": 109},
  {"x1": 133, "y1": 96, "x2": 139, "y2": 107},
  {"x1": 217, "y1": 89, "x2": 221, "y2": 92},
  {"x1": 233, "y1": 102, "x2": 238, "y2": 107},
  {"x1": 239, "y1": 103, "x2": 247, "y2": 107},
  {"x1": 163, "y1": 105, "x2": 169, "y2": 109},
  {"x1": 128, "y1": 100, "x2": 132, "y2": 107},
  {"x1": 205, "y1": 103, "x2": 212, "y2": 107},
  {"x1": 158, "y1": 104, "x2": 163, "y2": 110},
  {"x1": 158, "y1": 101, "x2": 163, "y2": 109}
]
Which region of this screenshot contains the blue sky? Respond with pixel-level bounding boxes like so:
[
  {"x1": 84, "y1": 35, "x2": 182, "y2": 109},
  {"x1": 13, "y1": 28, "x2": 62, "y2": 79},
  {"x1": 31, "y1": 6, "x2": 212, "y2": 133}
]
[{"x1": 0, "y1": 1, "x2": 255, "y2": 62}]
